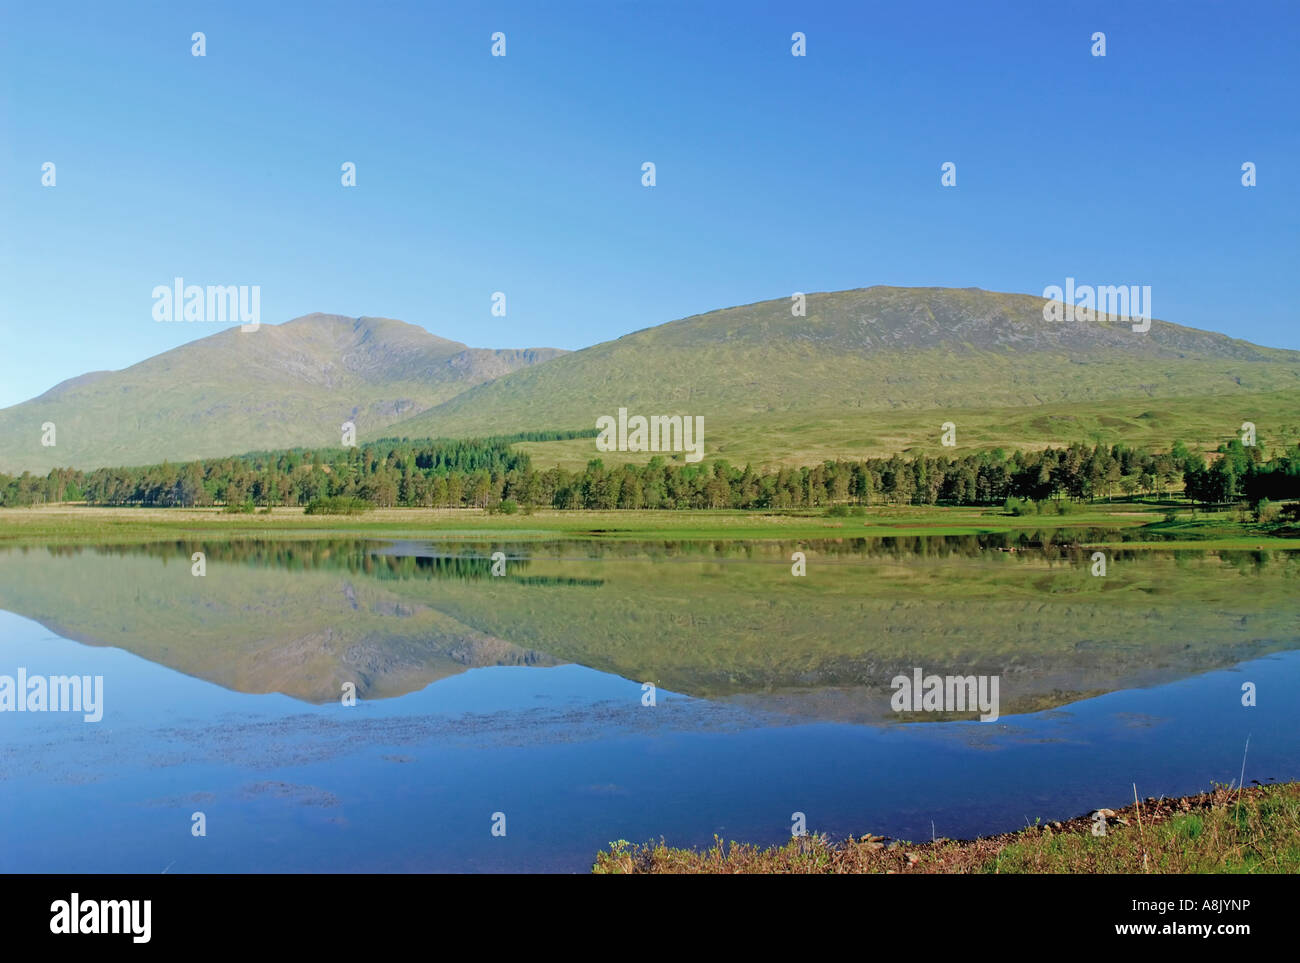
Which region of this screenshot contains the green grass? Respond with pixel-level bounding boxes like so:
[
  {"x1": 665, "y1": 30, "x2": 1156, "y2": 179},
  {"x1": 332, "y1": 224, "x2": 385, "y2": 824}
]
[
  {"x1": 593, "y1": 783, "x2": 1300, "y2": 873},
  {"x1": 390, "y1": 287, "x2": 1300, "y2": 464},
  {"x1": 1, "y1": 502, "x2": 1294, "y2": 549},
  {"x1": 514, "y1": 389, "x2": 1300, "y2": 470}
]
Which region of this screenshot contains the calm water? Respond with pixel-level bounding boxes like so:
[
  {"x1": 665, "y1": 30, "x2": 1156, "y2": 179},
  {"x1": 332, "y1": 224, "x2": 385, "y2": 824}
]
[{"x1": 0, "y1": 536, "x2": 1297, "y2": 872}]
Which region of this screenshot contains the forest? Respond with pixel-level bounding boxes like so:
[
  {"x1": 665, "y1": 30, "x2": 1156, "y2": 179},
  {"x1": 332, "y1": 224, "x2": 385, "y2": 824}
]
[{"x1": 1, "y1": 434, "x2": 1297, "y2": 512}]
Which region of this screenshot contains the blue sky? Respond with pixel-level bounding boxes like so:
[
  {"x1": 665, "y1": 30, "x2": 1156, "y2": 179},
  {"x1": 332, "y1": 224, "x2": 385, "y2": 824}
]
[{"x1": 1, "y1": 0, "x2": 1296, "y2": 408}]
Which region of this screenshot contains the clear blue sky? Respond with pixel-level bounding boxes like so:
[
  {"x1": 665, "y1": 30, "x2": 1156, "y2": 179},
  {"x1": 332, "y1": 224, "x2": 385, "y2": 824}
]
[{"x1": 1, "y1": 0, "x2": 1296, "y2": 408}]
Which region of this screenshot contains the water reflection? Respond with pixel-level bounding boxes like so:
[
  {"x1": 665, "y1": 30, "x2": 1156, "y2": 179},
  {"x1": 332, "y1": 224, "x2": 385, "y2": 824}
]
[{"x1": 1, "y1": 537, "x2": 1295, "y2": 721}]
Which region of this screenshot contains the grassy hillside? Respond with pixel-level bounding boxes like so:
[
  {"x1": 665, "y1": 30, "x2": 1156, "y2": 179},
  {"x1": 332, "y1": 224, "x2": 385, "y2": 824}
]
[
  {"x1": 0, "y1": 314, "x2": 564, "y2": 473},
  {"x1": 387, "y1": 287, "x2": 1300, "y2": 465},
  {"x1": 514, "y1": 388, "x2": 1300, "y2": 470},
  {"x1": 6, "y1": 287, "x2": 1297, "y2": 475}
]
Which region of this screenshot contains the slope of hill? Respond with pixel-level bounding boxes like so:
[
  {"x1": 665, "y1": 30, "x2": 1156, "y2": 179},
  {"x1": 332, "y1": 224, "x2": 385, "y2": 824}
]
[
  {"x1": 5, "y1": 288, "x2": 1297, "y2": 475},
  {"x1": 385, "y1": 286, "x2": 1300, "y2": 466},
  {"x1": 507, "y1": 387, "x2": 1300, "y2": 470},
  {"x1": 0, "y1": 314, "x2": 565, "y2": 472}
]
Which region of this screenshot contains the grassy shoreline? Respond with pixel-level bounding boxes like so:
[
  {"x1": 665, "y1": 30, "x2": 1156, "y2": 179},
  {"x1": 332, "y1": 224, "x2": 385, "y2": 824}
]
[
  {"x1": 593, "y1": 782, "x2": 1300, "y2": 874},
  {"x1": 1, "y1": 503, "x2": 1295, "y2": 548}
]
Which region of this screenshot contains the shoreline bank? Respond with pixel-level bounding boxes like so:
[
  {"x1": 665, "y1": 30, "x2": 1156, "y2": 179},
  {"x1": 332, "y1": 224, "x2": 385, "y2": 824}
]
[{"x1": 593, "y1": 782, "x2": 1300, "y2": 874}]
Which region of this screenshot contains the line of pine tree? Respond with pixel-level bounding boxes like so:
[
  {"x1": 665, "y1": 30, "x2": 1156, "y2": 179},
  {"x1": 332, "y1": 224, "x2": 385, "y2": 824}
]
[{"x1": 3, "y1": 436, "x2": 1299, "y2": 510}]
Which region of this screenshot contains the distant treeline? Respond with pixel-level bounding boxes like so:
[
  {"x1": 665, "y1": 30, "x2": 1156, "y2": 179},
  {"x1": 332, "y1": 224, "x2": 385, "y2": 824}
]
[{"x1": 1, "y1": 435, "x2": 1297, "y2": 510}]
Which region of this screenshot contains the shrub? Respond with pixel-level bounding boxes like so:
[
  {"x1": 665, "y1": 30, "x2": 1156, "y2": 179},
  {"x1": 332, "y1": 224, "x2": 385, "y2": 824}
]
[
  {"x1": 222, "y1": 500, "x2": 255, "y2": 514},
  {"x1": 304, "y1": 496, "x2": 372, "y2": 515},
  {"x1": 1256, "y1": 499, "x2": 1282, "y2": 524}
]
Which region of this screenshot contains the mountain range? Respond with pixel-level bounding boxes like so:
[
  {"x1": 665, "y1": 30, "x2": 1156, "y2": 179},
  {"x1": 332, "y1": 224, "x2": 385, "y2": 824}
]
[{"x1": 3, "y1": 287, "x2": 1298, "y2": 473}]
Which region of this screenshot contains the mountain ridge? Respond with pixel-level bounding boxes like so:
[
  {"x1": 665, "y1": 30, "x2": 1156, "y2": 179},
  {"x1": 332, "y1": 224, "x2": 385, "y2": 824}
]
[
  {"x1": 383, "y1": 286, "x2": 1300, "y2": 447},
  {"x1": 0, "y1": 313, "x2": 566, "y2": 472},
  {"x1": 3, "y1": 287, "x2": 1297, "y2": 473}
]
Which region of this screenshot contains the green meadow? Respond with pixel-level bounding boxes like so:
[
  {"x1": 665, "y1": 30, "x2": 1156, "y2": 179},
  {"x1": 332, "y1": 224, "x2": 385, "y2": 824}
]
[
  {"x1": 0, "y1": 501, "x2": 1294, "y2": 549},
  {"x1": 514, "y1": 388, "x2": 1300, "y2": 471},
  {"x1": 1, "y1": 503, "x2": 1125, "y2": 545}
]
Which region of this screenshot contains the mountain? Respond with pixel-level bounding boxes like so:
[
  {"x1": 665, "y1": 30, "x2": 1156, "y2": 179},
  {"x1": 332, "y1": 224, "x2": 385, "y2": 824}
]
[
  {"x1": 5, "y1": 288, "x2": 1298, "y2": 475},
  {"x1": 383, "y1": 286, "x2": 1300, "y2": 465},
  {"x1": 0, "y1": 314, "x2": 565, "y2": 472}
]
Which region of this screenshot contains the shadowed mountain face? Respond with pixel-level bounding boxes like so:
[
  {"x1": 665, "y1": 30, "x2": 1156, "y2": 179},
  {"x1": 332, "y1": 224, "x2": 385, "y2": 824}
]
[
  {"x1": 385, "y1": 286, "x2": 1300, "y2": 441},
  {"x1": 0, "y1": 314, "x2": 565, "y2": 473},
  {"x1": 0, "y1": 538, "x2": 1294, "y2": 719}
]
